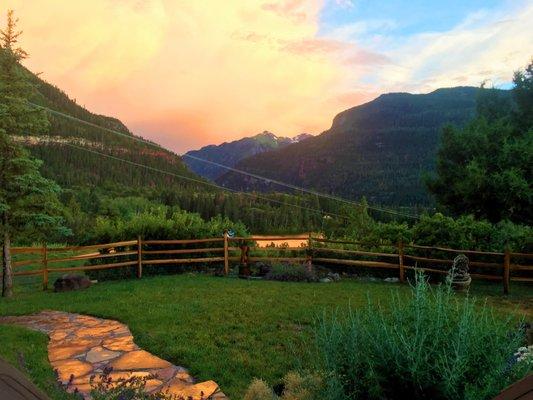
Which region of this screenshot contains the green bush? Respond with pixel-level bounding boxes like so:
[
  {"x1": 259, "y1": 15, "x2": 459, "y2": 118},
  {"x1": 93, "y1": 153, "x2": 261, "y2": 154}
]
[
  {"x1": 86, "y1": 208, "x2": 247, "y2": 244},
  {"x1": 265, "y1": 263, "x2": 317, "y2": 282},
  {"x1": 84, "y1": 209, "x2": 247, "y2": 281},
  {"x1": 334, "y1": 212, "x2": 532, "y2": 253},
  {"x1": 310, "y1": 275, "x2": 531, "y2": 400},
  {"x1": 411, "y1": 213, "x2": 533, "y2": 252}
]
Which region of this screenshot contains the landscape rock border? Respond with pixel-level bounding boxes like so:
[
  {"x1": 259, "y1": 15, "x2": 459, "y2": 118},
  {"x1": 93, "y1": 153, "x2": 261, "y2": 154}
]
[{"x1": 0, "y1": 311, "x2": 227, "y2": 400}]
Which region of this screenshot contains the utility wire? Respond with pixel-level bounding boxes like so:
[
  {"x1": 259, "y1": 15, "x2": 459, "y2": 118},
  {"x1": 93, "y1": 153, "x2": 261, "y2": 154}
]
[
  {"x1": 61, "y1": 142, "x2": 354, "y2": 221},
  {"x1": 30, "y1": 101, "x2": 420, "y2": 220}
]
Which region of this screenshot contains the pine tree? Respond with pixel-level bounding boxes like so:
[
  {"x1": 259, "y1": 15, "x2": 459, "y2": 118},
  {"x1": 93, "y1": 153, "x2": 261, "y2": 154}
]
[{"x1": 0, "y1": 10, "x2": 68, "y2": 297}]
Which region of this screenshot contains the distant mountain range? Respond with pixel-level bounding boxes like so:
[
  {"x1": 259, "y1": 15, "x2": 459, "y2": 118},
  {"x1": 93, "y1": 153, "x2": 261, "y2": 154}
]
[
  {"x1": 212, "y1": 87, "x2": 506, "y2": 206},
  {"x1": 184, "y1": 131, "x2": 312, "y2": 180}
]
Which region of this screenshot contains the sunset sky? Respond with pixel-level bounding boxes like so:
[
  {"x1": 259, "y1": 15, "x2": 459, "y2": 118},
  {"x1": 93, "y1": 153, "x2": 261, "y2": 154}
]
[{"x1": 3, "y1": 0, "x2": 532, "y2": 152}]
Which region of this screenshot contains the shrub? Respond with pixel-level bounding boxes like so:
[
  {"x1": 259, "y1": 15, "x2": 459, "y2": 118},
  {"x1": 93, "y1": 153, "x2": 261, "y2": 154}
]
[
  {"x1": 310, "y1": 274, "x2": 531, "y2": 400},
  {"x1": 333, "y1": 212, "x2": 532, "y2": 253},
  {"x1": 244, "y1": 379, "x2": 276, "y2": 400},
  {"x1": 89, "y1": 371, "x2": 178, "y2": 399},
  {"x1": 244, "y1": 373, "x2": 323, "y2": 400},
  {"x1": 265, "y1": 263, "x2": 317, "y2": 282},
  {"x1": 84, "y1": 209, "x2": 247, "y2": 281},
  {"x1": 86, "y1": 209, "x2": 247, "y2": 244}
]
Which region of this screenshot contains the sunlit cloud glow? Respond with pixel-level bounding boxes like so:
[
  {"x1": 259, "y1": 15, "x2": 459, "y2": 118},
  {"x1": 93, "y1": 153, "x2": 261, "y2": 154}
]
[{"x1": 2, "y1": 0, "x2": 532, "y2": 152}]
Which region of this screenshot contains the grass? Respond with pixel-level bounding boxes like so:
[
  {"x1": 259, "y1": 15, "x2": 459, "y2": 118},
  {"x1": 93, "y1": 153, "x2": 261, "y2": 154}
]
[{"x1": 0, "y1": 274, "x2": 531, "y2": 399}]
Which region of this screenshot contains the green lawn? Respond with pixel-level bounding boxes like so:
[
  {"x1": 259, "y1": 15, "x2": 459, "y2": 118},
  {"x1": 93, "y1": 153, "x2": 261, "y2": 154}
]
[{"x1": 0, "y1": 275, "x2": 531, "y2": 399}]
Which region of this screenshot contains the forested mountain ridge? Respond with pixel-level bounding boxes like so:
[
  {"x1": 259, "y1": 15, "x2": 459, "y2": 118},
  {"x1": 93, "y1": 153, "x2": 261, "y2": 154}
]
[
  {"x1": 3, "y1": 56, "x2": 345, "y2": 235},
  {"x1": 184, "y1": 131, "x2": 312, "y2": 180},
  {"x1": 9, "y1": 55, "x2": 205, "y2": 193},
  {"x1": 217, "y1": 87, "x2": 509, "y2": 207}
]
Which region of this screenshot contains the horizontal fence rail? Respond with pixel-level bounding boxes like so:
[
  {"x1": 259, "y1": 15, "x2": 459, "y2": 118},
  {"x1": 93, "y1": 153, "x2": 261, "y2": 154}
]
[{"x1": 2, "y1": 234, "x2": 531, "y2": 294}]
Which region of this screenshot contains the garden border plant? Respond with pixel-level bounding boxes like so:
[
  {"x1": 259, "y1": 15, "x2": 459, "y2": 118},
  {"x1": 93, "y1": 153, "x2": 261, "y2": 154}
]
[{"x1": 243, "y1": 273, "x2": 532, "y2": 400}]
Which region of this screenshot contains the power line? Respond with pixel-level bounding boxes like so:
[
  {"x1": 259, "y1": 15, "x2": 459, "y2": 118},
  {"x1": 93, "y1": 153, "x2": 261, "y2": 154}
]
[
  {"x1": 30, "y1": 101, "x2": 420, "y2": 220},
  {"x1": 61, "y1": 142, "x2": 354, "y2": 221}
]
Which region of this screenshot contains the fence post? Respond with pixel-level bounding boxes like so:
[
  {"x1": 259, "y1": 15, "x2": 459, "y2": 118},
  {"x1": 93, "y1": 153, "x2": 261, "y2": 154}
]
[
  {"x1": 503, "y1": 249, "x2": 510, "y2": 295},
  {"x1": 42, "y1": 243, "x2": 48, "y2": 291},
  {"x1": 137, "y1": 236, "x2": 143, "y2": 279},
  {"x1": 398, "y1": 241, "x2": 405, "y2": 283},
  {"x1": 306, "y1": 233, "x2": 313, "y2": 272},
  {"x1": 223, "y1": 230, "x2": 229, "y2": 276},
  {"x1": 239, "y1": 243, "x2": 250, "y2": 277}
]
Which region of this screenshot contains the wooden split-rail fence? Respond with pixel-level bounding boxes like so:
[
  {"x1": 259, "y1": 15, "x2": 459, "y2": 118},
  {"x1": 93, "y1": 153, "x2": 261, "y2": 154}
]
[{"x1": 4, "y1": 234, "x2": 532, "y2": 294}]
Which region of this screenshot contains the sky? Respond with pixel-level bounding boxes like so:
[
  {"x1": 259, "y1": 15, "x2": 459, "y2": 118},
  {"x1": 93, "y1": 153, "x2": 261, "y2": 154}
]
[{"x1": 2, "y1": 0, "x2": 532, "y2": 152}]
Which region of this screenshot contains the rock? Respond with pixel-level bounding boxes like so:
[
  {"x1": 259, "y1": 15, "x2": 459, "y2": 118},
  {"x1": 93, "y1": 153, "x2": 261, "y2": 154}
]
[
  {"x1": 384, "y1": 277, "x2": 399, "y2": 283},
  {"x1": 327, "y1": 272, "x2": 341, "y2": 282},
  {"x1": 108, "y1": 350, "x2": 172, "y2": 370},
  {"x1": 54, "y1": 274, "x2": 92, "y2": 292},
  {"x1": 85, "y1": 346, "x2": 121, "y2": 363},
  {"x1": 319, "y1": 278, "x2": 332, "y2": 283}
]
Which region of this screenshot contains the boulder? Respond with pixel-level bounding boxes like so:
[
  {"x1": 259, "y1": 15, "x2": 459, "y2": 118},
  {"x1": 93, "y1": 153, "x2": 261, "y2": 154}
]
[
  {"x1": 54, "y1": 274, "x2": 92, "y2": 292},
  {"x1": 384, "y1": 277, "x2": 400, "y2": 283},
  {"x1": 326, "y1": 272, "x2": 341, "y2": 282}
]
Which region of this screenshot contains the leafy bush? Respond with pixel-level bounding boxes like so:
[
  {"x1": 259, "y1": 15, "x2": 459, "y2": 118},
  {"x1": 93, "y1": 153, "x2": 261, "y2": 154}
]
[
  {"x1": 86, "y1": 208, "x2": 247, "y2": 244},
  {"x1": 334, "y1": 212, "x2": 532, "y2": 253},
  {"x1": 410, "y1": 213, "x2": 532, "y2": 252},
  {"x1": 310, "y1": 275, "x2": 531, "y2": 400},
  {"x1": 265, "y1": 263, "x2": 317, "y2": 282},
  {"x1": 84, "y1": 209, "x2": 247, "y2": 280}
]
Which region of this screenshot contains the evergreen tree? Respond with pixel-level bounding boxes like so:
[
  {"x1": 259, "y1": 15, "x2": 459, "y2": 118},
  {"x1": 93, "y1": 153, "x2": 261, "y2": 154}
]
[
  {"x1": 0, "y1": 10, "x2": 68, "y2": 297},
  {"x1": 427, "y1": 62, "x2": 533, "y2": 224}
]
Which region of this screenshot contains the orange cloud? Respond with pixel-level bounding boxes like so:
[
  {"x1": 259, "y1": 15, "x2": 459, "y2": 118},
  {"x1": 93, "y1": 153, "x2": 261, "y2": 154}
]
[
  {"x1": 5, "y1": 1, "x2": 527, "y2": 153},
  {"x1": 3, "y1": 0, "x2": 357, "y2": 152}
]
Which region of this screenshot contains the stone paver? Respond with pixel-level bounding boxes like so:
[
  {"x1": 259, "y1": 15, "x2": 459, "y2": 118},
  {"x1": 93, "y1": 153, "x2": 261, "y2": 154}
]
[{"x1": 0, "y1": 311, "x2": 227, "y2": 399}]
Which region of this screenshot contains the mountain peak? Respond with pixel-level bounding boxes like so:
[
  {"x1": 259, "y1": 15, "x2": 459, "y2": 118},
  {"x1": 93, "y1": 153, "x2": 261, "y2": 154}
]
[
  {"x1": 292, "y1": 133, "x2": 313, "y2": 143},
  {"x1": 255, "y1": 130, "x2": 277, "y2": 138}
]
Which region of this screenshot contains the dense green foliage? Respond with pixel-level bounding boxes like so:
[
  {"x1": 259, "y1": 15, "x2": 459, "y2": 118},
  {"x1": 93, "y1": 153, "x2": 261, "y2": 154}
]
[
  {"x1": 57, "y1": 189, "x2": 344, "y2": 243},
  {"x1": 310, "y1": 276, "x2": 530, "y2": 400},
  {"x1": 185, "y1": 131, "x2": 311, "y2": 181},
  {"x1": 324, "y1": 203, "x2": 532, "y2": 252},
  {"x1": 217, "y1": 87, "x2": 487, "y2": 207},
  {"x1": 427, "y1": 63, "x2": 533, "y2": 224},
  {"x1": 1, "y1": 275, "x2": 530, "y2": 399}
]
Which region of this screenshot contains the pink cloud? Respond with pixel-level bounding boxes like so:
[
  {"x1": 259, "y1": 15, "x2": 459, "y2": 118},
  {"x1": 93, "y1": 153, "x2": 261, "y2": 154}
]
[
  {"x1": 344, "y1": 49, "x2": 392, "y2": 65},
  {"x1": 261, "y1": 0, "x2": 310, "y2": 23},
  {"x1": 282, "y1": 38, "x2": 348, "y2": 55}
]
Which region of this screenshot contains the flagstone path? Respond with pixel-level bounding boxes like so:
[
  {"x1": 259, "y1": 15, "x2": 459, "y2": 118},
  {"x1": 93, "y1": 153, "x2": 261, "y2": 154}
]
[{"x1": 0, "y1": 311, "x2": 227, "y2": 399}]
